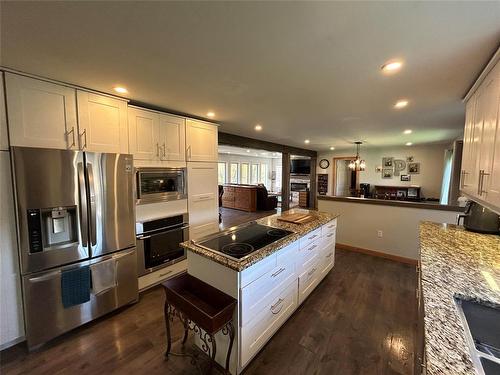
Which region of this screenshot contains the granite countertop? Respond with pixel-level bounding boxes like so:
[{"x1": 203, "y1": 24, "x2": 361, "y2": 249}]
[
  {"x1": 181, "y1": 209, "x2": 339, "y2": 272},
  {"x1": 419, "y1": 221, "x2": 500, "y2": 375}
]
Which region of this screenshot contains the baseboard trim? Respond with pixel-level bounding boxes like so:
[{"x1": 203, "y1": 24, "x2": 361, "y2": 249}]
[{"x1": 336, "y1": 243, "x2": 418, "y2": 265}]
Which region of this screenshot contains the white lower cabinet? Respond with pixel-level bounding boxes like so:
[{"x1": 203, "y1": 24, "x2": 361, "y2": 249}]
[
  {"x1": 240, "y1": 280, "x2": 298, "y2": 367},
  {"x1": 0, "y1": 151, "x2": 25, "y2": 349},
  {"x1": 298, "y1": 260, "x2": 321, "y2": 305}
]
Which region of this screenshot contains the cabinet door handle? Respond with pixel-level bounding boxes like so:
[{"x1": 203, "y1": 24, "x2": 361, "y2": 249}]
[
  {"x1": 80, "y1": 129, "x2": 87, "y2": 149},
  {"x1": 479, "y1": 170, "x2": 490, "y2": 195},
  {"x1": 270, "y1": 298, "x2": 284, "y2": 314},
  {"x1": 271, "y1": 267, "x2": 285, "y2": 278},
  {"x1": 327, "y1": 232, "x2": 335, "y2": 238},
  {"x1": 307, "y1": 244, "x2": 317, "y2": 251},
  {"x1": 326, "y1": 252, "x2": 334, "y2": 258},
  {"x1": 66, "y1": 127, "x2": 76, "y2": 148},
  {"x1": 186, "y1": 145, "x2": 192, "y2": 160},
  {"x1": 156, "y1": 143, "x2": 160, "y2": 157},
  {"x1": 308, "y1": 234, "x2": 318, "y2": 240},
  {"x1": 158, "y1": 270, "x2": 173, "y2": 278},
  {"x1": 162, "y1": 143, "x2": 167, "y2": 157}
]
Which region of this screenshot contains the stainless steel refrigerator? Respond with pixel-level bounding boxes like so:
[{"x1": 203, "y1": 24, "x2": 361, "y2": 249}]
[{"x1": 11, "y1": 147, "x2": 138, "y2": 349}]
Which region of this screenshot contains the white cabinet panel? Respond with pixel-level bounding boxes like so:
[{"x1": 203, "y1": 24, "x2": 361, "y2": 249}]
[
  {"x1": 77, "y1": 91, "x2": 128, "y2": 153},
  {"x1": 5, "y1": 73, "x2": 78, "y2": 150},
  {"x1": 128, "y1": 107, "x2": 159, "y2": 160},
  {"x1": 0, "y1": 73, "x2": 8, "y2": 150},
  {"x1": 159, "y1": 114, "x2": 185, "y2": 161},
  {"x1": 298, "y1": 260, "x2": 320, "y2": 305},
  {"x1": 187, "y1": 162, "x2": 219, "y2": 239},
  {"x1": 0, "y1": 151, "x2": 25, "y2": 348},
  {"x1": 185, "y1": 119, "x2": 218, "y2": 162}
]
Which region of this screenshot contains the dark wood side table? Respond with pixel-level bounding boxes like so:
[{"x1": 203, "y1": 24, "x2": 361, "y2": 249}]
[{"x1": 162, "y1": 273, "x2": 237, "y2": 374}]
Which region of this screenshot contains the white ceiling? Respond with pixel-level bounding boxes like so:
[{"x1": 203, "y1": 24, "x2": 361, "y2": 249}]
[
  {"x1": 1, "y1": 2, "x2": 499, "y2": 150},
  {"x1": 218, "y1": 145, "x2": 281, "y2": 159}
]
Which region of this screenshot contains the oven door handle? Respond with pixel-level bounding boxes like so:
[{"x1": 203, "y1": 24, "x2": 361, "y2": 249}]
[{"x1": 137, "y1": 224, "x2": 190, "y2": 239}]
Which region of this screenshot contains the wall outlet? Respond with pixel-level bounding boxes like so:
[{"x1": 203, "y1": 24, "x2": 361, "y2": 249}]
[{"x1": 377, "y1": 230, "x2": 383, "y2": 238}]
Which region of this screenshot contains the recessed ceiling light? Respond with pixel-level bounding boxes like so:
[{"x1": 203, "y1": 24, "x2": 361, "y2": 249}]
[
  {"x1": 394, "y1": 100, "x2": 409, "y2": 109},
  {"x1": 304, "y1": 139, "x2": 310, "y2": 144},
  {"x1": 403, "y1": 129, "x2": 412, "y2": 134},
  {"x1": 381, "y1": 60, "x2": 403, "y2": 73},
  {"x1": 406, "y1": 142, "x2": 413, "y2": 146},
  {"x1": 113, "y1": 86, "x2": 128, "y2": 94},
  {"x1": 207, "y1": 111, "x2": 215, "y2": 118},
  {"x1": 330, "y1": 146, "x2": 335, "y2": 150},
  {"x1": 246, "y1": 149, "x2": 250, "y2": 153},
  {"x1": 255, "y1": 124, "x2": 262, "y2": 131}
]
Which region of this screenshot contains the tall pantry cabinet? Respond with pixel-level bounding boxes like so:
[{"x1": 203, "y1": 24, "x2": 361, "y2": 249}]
[
  {"x1": 460, "y1": 56, "x2": 500, "y2": 212},
  {"x1": 0, "y1": 72, "x2": 25, "y2": 349}
]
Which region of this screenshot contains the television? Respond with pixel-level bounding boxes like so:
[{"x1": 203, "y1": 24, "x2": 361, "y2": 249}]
[{"x1": 290, "y1": 159, "x2": 311, "y2": 175}]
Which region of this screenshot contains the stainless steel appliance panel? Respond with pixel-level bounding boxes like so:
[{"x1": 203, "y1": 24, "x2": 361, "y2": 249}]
[
  {"x1": 85, "y1": 153, "x2": 135, "y2": 257},
  {"x1": 136, "y1": 167, "x2": 187, "y2": 204},
  {"x1": 12, "y1": 147, "x2": 89, "y2": 274},
  {"x1": 22, "y1": 247, "x2": 138, "y2": 349}
]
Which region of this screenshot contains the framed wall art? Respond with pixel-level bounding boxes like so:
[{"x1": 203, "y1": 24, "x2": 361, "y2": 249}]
[{"x1": 408, "y1": 162, "x2": 420, "y2": 174}]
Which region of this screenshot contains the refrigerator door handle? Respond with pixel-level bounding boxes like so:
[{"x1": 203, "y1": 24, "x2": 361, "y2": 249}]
[
  {"x1": 87, "y1": 163, "x2": 97, "y2": 246},
  {"x1": 78, "y1": 162, "x2": 89, "y2": 248}
]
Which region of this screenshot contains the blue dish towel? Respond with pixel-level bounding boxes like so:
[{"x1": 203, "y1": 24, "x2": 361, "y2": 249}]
[{"x1": 61, "y1": 266, "x2": 91, "y2": 308}]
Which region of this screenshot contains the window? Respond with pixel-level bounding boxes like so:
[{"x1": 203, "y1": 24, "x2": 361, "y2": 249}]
[
  {"x1": 230, "y1": 163, "x2": 239, "y2": 183},
  {"x1": 218, "y1": 162, "x2": 226, "y2": 184},
  {"x1": 275, "y1": 165, "x2": 282, "y2": 192},
  {"x1": 240, "y1": 163, "x2": 249, "y2": 184},
  {"x1": 259, "y1": 164, "x2": 268, "y2": 186},
  {"x1": 250, "y1": 164, "x2": 259, "y2": 184}
]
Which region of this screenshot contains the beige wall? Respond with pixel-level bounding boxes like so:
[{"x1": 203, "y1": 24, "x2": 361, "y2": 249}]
[
  {"x1": 317, "y1": 144, "x2": 450, "y2": 199},
  {"x1": 318, "y1": 199, "x2": 461, "y2": 260}
]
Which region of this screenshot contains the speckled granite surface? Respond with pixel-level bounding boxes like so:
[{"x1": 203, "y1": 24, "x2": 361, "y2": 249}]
[
  {"x1": 181, "y1": 209, "x2": 339, "y2": 271},
  {"x1": 419, "y1": 221, "x2": 500, "y2": 375}
]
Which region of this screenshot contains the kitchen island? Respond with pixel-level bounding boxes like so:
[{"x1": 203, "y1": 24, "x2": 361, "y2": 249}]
[
  {"x1": 181, "y1": 209, "x2": 339, "y2": 374},
  {"x1": 418, "y1": 222, "x2": 500, "y2": 375}
]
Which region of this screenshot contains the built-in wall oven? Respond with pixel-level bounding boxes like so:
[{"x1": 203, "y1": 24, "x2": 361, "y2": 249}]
[
  {"x1": 136, "y1": 167, "x2": 187, "y2": 204},
  {"x1": 136, "y1": 213, "x2": 189, "y2": 276}
]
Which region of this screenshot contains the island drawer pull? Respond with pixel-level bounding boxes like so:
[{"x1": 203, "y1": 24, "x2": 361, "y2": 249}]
[
  {"x1": 326, "y1": 252, "x2": 334, "y2": 258},
  {"x1": 307, "y1": 244, "x2": 317, "y2": 251},
  {"x1": 307, "y1": 268, "x2": 317, "y2": 277},
  {"x1": 326, "y1": 232, "x2": 335, "y2": 238},
  {"x1": 308, "y1": 234, "x2": 318, "y2": 240},
  {"x1": 271, "y1": 267, "x2": 285, "y2": 278}
]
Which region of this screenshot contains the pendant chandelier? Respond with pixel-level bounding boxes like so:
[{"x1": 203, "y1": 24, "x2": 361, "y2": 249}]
[{"x1": 348, "y1": 141, "x2": 366, "y2": 171}]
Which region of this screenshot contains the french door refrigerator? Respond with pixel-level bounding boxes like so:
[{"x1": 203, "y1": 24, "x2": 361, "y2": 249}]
[{"x1": 11, "y1": 147, "x2": 138, "y2": 349}]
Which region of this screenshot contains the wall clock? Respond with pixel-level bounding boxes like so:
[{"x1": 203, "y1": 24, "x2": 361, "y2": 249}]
[{"x1": 319, "y1": 159, "x2": 330, "y2": 169}]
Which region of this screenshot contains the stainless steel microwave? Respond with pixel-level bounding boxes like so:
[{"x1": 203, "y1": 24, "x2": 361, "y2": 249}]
[{"x1": 136, "y1": 167, "x2": 187, "y2": 204}]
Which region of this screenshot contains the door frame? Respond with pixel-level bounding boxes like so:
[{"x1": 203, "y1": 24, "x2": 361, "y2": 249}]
[{"x1": 332, "y1": 156, "x2": 358, "y2": 196}]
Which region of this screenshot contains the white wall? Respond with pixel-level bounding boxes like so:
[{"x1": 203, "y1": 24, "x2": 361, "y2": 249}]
[
  {"x1": 218, "y1": 153, "x2": 281, "y2": 190},
  {"x1": 318, "y1": 199, "x2": 461, "y2": 260},
  {"x1": 317, "y1": 144, "x2": 449, "y2": 199}
]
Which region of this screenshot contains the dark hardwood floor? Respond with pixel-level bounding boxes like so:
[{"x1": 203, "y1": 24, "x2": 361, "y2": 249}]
[
  {"x1": 220, "y1": 207, "x2": 279, "y2": 229},
  {"x1": 0, "y1": 250, "x2": 417, "y2": 375}
]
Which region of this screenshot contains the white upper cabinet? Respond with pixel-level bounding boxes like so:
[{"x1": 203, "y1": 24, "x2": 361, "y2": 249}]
[
  {"x1": 185, "y1": 119, "x2": 218, "y2": 162},
  {"x1": 77, "y1": 91, "x2": 128, "y2": 153},
  {"x1": 128, "y1": 107, "x2": 159, "y2": 160},
  {"x1": 461, "y1": 58, "x2": 500, "y2": 212},
  {"x1": 1, "y1": 73, "x2": 8, "y2": 151},
  {"x1": 159, "y1": 114, "x2": 185, "y2": 161},
  {"x1": 5, "y1": 73, "x2": 78, "y2": 150}
]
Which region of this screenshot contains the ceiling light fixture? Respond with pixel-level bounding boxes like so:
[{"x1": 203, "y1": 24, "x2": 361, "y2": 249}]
[
  {"x1": 330, "y1": 146, "x2": 335, "y2": 150},
  {"x1": 348, "y1": 141, "x2": 365, "y2": 171},
  {"x1": 246, "y1": 149, "x2": 250, "y2": 153},
  {"x1": 304, "y1": 139, "x2": 310, "y2": 144},
  {"x1": 113, "y1": 86, "x2": 128, "y2": 94},
  {"x1": 394, "y1": 100, "x2": 409, "y2": 109},
  {"x1": 207, "y1": 111, "x2": 215, "y2": 118},
  {"x1": 254, "y1": 124, "x2": 262, "y2": 131},
  {"x1": 403, "y1": 129, "x2": 412, "y2": 134},
  {"x1": 381, "y1": 60, "x2": 403, "y2": 73},
  {"x1": 406, "y1": 142, "x2": 413, "y2": 146}
]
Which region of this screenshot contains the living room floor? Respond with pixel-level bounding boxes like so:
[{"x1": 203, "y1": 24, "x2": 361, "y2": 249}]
[{"x1": 219, "y1": 207, "x2": 279, "y2": 229}]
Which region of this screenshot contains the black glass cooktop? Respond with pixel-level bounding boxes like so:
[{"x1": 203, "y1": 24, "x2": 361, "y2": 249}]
[{"x1": 196, "y1": 222, "x2": 294, "y2": 260}]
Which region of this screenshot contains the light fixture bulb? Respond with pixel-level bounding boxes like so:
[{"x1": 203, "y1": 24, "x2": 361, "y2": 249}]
[
  {"x1": 381, "y1": 61, "x2": 403, "y2": 73},
  {"x1": 304, "y1": 139, "x2": 310, "y2": 144},
  {"x1": 113, "y1": 86, "x2": 128, "y2": 94},
  {"x1": 330, "y1": 146, "x2": 335, "y2": 150},
  {"x1": 255, "y1": 124, "x2": 262, "y2": 131},
  {"x1": 403, "y1": 129, "x2": 412, "y2": 134},
  {"x1": 406, "y1": 142, "x2": 413, "y2": 146},
  {"x1": 394, "y1": 100, "x2": 409, "y2": 109},
  {"x1": 207, "y1": 111, "x2": 215, "y2": 118}
]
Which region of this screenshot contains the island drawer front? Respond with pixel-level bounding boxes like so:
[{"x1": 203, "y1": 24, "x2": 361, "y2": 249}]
[
  {"x1": 319, "y1": 229, "x2": 336, "y2": 251},
  {"x1": 240, "y1": 280, "x2": 298, "y2": 367},
  {"x1": 321, "y1": 219, "x2": 337, "y2": 236},
  {"x1": 297, "y1": 238, "x2": 320, "y2": 271},
  {"x1": 319, "y1": 245, "x2": 335, "y2": 279},
  {"x1": 240, "y1": 258, "x2": 296, "y2": 326},
  {"x1": 240, "y1": 241, "x2": 298, "y2": 288},
  {"x1": 299, "y1": 228, "x2": 322, "y2": 249},
  {"x1": 298, "y1": 260, "x2": 321, "y2": 305}
]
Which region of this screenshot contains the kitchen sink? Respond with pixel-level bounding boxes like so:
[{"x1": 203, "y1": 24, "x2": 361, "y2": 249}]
[{"x1": 455, "y1": 297, "x2": 500, "y2": 375}]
